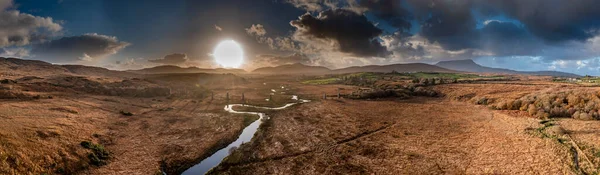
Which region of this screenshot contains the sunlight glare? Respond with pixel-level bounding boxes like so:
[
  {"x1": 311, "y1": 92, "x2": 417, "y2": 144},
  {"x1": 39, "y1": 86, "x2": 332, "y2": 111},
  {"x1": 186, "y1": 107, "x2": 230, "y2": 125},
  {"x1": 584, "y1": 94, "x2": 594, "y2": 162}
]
[{"x1": 213, "y1": 40, "x2": 244, "y2": 68}]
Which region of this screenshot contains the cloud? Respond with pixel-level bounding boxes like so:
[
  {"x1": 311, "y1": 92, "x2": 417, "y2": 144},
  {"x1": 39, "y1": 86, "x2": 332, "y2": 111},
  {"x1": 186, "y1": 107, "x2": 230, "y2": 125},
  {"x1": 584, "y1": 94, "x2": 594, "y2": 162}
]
[
  {"x1": 483, "y1": 0, "x2": 600, "y2": 43},
  {"x1": 0, "y1": 0, "x2": 11, "y2": 10},
  {"x1": 0, "y1": 0, "x2": 63, "y2": 47},
  {"x1": 245, "y1": 24, "x2": 266, "y2": 36},
  {"x1": 0, "y1": 47, "x2": 30, "y2": 58},
  {"x1": 30, "y1": 33, "x2": 130, "y2": 63},
  {"x1": 252, "y1": 53, "x2": 310, "y2": 67},
  {"x1": 214, "y1": 25, "x2": 222, "y2": 31},
  {"x1": 104, "y1": 57, "x2": 149, "y2": 70},
  {"x1": 380, "y1": 32, "x2": 426, "y2": 61},
  {"x1": 285, "y1": 0, "x2": 339, "y2": 12},
  {"x1": 245, "y1": 24, "x2": 300, "y2": 52},
  {"x1": 78, "y1": 53, "x2": 93, "y2": 61},
  {"x1": 148, "y1": 53, "x2": 188, "y2": 65},
  {"x1": 266, "y1": 0, "x2": 600, "y2": 72},
  {"x1": 358, "y1": 0, "x2": 411, "y2": 30},
  {"x1": 290, "y1": 9, "x2": 389, "y2": 57},
  {"x1": 403, "y1": 0, "x2": 600, "y2": 50},
  {"x1": 477, "y1": 21, "x2": 539, "y2": 56}
]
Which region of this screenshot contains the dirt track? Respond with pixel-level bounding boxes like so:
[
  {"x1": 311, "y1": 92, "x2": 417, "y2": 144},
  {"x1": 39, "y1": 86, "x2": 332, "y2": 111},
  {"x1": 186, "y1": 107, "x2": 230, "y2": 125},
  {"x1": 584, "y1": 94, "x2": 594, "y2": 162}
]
[{"x1": 211, "y1": 98, "x2": 574, "y2": 174}]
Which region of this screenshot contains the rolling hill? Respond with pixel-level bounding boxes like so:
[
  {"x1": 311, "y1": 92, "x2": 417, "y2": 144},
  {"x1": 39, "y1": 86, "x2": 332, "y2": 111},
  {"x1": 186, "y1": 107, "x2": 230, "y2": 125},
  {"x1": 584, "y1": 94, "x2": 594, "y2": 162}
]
[
  {"x1": 251, "y1": 63, "x2": 456, "y2": 75},
  {"x1": 333, "y1": 63, "x2": 457, "y2": 74},
  {"x1": 1, "y1": 57, "x2": 582, "y2": 78},
  {"x1": 129, "y1": 65, "x2": 246, "y2": 74},
  {"x1": 0, "y1": 57, "x2": 135, "y2": 78},
  {"x1": 251, "y1": 63, "x2": 331, "y2": 74},
  {"x1": 435, "y1": 59, "x2": 580, "y2": 77}
]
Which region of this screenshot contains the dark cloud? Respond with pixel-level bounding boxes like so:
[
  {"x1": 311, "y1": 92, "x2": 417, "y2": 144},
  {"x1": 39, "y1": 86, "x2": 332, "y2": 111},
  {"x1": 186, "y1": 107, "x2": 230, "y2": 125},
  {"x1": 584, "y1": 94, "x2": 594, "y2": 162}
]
[
  {"x1": 30, "y1": 33, "x2": 130, "y2": 62},
  {"x1": 149, "y1": 53, "x2": 188, "y2": 65},
  {"x1": 484, "y1": 0, "x2": 600, "y2": 43},
  {"x1": 407, "y1": 0, "x2": 600, "y2": 47},
  {"x1": 0, "y1": 0, "x2": 62, "y2": 47},
  {"x1": 478, "y1": 21, "x2": 539, "y2": 56},
  {"x1": 359, "y1": 0, "x2": 411, "y2": 31},
  {"x1": 409, "y1": 0, "x2": 479, "y2": 51},
  {"x1": 372, "y1": 0, "x2": 598, "y2": 57},
  {"x1": 290, "y1": 9, "x2": 389, "y2": 57}
]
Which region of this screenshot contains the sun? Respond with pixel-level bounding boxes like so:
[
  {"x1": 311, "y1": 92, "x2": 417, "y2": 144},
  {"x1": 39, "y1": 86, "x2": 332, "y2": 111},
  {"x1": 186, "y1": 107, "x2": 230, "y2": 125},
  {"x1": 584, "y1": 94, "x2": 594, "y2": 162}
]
[{"x1": 213, "y1": 40, "x2": 244, "y2": 68}]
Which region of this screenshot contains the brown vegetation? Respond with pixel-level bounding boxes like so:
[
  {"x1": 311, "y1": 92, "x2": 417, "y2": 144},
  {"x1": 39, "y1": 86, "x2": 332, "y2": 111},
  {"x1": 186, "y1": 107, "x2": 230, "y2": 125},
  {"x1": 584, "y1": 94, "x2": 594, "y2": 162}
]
[{"x1": 3, "y1": 61, "x2": 600, "y2": 175}]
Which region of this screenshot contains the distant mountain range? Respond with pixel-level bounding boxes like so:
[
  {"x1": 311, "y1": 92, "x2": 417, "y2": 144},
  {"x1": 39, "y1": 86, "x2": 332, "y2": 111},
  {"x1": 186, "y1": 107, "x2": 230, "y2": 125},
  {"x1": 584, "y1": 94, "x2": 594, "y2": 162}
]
[
  {"x1": 435, "y1": 59, "x2": 580, "y2": 77},
  {"x1": 251, "y1": 63, "x2": 330, "y2": 74},
  {"x1": 250, "y1": 63, "x2": 455, "y2": 74},
  {"x1": 129, "y1": 65, "x2": 246, "y2": 74},
  {"x1": 0, "y1": 57, "x2": 581, "y2": 78},
  {"x1": 332, "y1": 63, "x2": 456, "y2": 74}
]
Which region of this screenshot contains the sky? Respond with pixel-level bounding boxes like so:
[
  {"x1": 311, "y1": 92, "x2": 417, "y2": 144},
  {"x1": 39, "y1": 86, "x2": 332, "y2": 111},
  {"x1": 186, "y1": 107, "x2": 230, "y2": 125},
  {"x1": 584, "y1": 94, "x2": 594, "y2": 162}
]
[{"x1": 1, "y1": 0, "x2": 600, "y2": 75}]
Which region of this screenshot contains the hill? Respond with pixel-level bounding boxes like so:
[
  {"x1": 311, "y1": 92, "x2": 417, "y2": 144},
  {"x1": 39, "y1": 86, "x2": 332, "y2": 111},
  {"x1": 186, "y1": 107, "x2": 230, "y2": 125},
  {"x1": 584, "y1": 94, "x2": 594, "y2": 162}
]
[
  {"x1": 333, "y1": 63, "x2": 457, "y2": 74},
  {"x1": 62, "y1": 65, "x2": 138, "y2": 78},
  {"x1": 251, "y1": 63, "x2": 331, "y2": 74},
  {"x1": 0, "y1": 57, "x2": 134, "y2": 78},
  {"x1": 435, "y1": 59, "x2": 580, "y2": 77},
  {"x1": 130, "y1": 65, "x2": 246, "y2": 74}
]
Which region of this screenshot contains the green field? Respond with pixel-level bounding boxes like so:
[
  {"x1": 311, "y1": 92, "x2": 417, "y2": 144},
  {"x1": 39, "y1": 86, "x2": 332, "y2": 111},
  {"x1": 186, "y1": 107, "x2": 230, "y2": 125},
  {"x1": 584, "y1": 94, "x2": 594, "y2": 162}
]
[{"x1": 302, "y1": 72, "x2": 507, "y2": 85}]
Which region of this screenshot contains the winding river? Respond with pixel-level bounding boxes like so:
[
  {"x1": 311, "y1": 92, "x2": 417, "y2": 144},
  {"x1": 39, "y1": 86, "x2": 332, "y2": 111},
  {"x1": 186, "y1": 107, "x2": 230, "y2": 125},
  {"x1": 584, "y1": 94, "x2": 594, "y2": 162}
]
[{"x1": 181, "y1": 95, "x2": 310, "y2": 175}]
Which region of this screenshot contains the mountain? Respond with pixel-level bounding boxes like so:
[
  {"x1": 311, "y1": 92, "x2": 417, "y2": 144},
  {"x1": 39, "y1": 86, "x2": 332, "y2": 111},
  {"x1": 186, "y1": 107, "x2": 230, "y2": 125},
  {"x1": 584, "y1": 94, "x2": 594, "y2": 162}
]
[
  {"x1": 333, "y1": 63, "x2": 457, "y2": 74},
  {"x1": 251, "y1": 63, "x2": 331, "y2": 74},
  {"x1": 62, "y1": 65, "x2": 138, "y2": 78},
  {"x1": 129, "y1": 65, "x2": 246, "y2": 74},
  {"x1": 435, "y1": 59, "x2": 580, "y2": 77},
  {"x1": 0, "y1": 57, "x2": 134, "y2": 78}
]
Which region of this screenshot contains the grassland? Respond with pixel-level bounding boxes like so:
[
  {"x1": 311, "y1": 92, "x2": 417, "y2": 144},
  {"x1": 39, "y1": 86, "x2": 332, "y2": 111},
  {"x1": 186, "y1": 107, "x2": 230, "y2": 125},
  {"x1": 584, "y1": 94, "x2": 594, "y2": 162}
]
[
  {"x1": 209, "y1": 98, "x2": 574, "y2": 174},
  {"x1": 3, "y1": 72, "x2": 600, "y2": 174},
  {"x1": 302, "y1": 72, "x2": 508, "y2": 85}
]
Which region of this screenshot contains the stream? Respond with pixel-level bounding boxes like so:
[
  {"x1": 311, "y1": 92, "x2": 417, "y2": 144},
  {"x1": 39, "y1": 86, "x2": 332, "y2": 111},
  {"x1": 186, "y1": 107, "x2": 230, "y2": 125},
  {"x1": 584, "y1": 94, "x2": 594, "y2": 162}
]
[{"x1": 181, "y1": 95, "x2": 310, "y2": 175}]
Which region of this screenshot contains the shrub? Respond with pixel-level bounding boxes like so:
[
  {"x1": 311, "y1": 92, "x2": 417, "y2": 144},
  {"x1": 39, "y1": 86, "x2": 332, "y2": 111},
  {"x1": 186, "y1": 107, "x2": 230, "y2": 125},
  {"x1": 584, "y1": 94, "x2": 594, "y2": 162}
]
[
  {"x1": 413, "y1": 87, "x2": 438, "y2": 97},
  {"x1": 476, "y1": 97, "x2": 489, "y2": 105},
  {"x1": 549, "y1": 107, "x2": 569, "y2": 118},
  {"x1": 535, "y1": 109, "x2": 549, "y2": 119},
  {"x1": 494, "y1": 101, "x2": 508, "y2": 110},
  {"x1": 519, "y1": 102, "x2": 529, "y2": 111},
  {"x1": 507, "y1": 99, "x2": 522, "y2": 110},
  {"x1": 80, "y1": 141, "x2": 110, "y2": 166},
  {"x1": 120, "y1": 110, "x2": 133, "y2": 116}
]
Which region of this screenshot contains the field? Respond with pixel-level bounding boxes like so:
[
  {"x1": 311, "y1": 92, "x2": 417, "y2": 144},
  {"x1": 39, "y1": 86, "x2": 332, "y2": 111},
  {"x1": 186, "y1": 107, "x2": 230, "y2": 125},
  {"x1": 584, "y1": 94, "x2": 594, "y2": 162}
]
[{"x1": 2, "y1": 71, "x2": 600, "y2": 174}]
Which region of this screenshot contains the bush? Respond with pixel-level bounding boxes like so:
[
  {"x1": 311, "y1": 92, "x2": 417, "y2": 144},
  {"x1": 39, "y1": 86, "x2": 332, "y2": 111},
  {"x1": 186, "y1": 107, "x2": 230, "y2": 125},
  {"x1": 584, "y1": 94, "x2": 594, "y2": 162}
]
[
  {"x1": 80, "y1": 141, "x2": 110, "y2": 166},
  {"x1": 494, "y1": 101, "x2": 508, "y2": 110},
  {"x1": 548, "y1": 107, "x2": 568, "y2": 118},
  {"x1": 413, "y1": 87, "x2": 438, "y2": 97},
  {"x1": 120, "y1": 110, "x2": 133, "y2": 116},
  {"x1": 510, "y1": 100, "x2": 522, "y2": 110},
  {"x1": 535, "y1": 109, "x2": 549, "y2": 119},
  {"x1": 476, "y1": 97, "x2": 489, "y2": 105}
]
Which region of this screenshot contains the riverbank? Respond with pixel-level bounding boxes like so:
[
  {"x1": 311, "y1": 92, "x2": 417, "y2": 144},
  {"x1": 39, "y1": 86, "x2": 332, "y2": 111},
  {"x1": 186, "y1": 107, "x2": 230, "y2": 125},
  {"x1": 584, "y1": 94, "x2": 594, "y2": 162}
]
[{"x1": 182, "y1": 97, "x2": 310, "y2": 174}]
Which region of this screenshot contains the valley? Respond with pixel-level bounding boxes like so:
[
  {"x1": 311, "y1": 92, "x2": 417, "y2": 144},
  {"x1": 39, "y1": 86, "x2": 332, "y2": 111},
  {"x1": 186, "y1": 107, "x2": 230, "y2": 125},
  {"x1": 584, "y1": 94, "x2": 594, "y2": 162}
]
[{"x1": 1, "y1": 57, "x2": 600, "y2": 174}]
